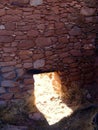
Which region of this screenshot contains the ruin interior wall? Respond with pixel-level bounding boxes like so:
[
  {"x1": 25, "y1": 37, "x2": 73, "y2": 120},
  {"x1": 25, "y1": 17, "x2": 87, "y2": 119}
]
[{"x1": 0, "y1": 0, "x2": 97, "y2": 106}]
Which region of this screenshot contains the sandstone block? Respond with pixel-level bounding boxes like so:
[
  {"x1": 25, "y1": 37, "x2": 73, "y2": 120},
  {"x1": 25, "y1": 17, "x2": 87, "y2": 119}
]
[
  {"x1": 7, "y1": 9, "x2": 22, "y2": 15},
  {"x1": 44, "y1": 30, "x2": 54, "y2": 37},
  {"x1": 34, "y1": 54, "x2": 45, "y2": 61},
  {"x1": 0, "y1": 36, "x2": 14, "y2": 43},
  {"x1": 33, "y1": 59, "x2": 45, "y2": 68},
  {"x1": 5, "y1": 23, "x2": 16, "y2": 30},
  {"x1": 16, "y1": 68, "x2": 24, "y2": 77},
  {"x1": 23, "y1": 63, "x2": 33, "y2": 68},
  {"x1": 0, "y1": 93, "x2": 13, "y2": 100},
  {"x1": 36, "y1": 37, "x2": 51, "y2": 47},
  {"x1": 1, "y1": 66, "x2": 14, "y2": 73},
  {"x1": 3, "y1": 48, "x2": 17, "y2": 53},
  {"x1": 18, "y1": 40, "x2": 35, "y2": 49},
  {"x1": 63, "y1": 57, "x2": 74, "y2": 64},
  {"x1": 27, "y1": 30, "x2": 39, "y2": 38},
  {"x1": 58, "y1": 36, "x2": 69, "y2": 44},
  {"x1": 10, "y1": 0, "x2": 29, "y2": 3},
  {"x1": 14, "y1": 92, "x2": 28, "y2": 99},
  {"x1": 70, "y1": 50, "x2": 82, "y2": 56},
  {"x1": 9, "y1": 87, "x2": 20, "y2": 93},
  {"x1": 80, "y1": 7, "x2": 95, "y2": 16},
  {"x1": 2, "y1": 15, "x2": 21, "y2": 22},
  {"x1": 0, "y1": 101, "x2": 7, "y2": 107},
  {"x1": 0, "y1": 9, "x2": 5, "y2": 17},
  {"x1": 30, "y1": 0, "x2": 43, "y2": 6},
  {"x1": 22, "y1": 85, "x2": 34, "y2": 91},
  {"x1": 24, "y1": 79, "x2": 34, "y2": 85},
  {"x1": 55, "y1": 22, "x2": 64, "y2": 29},
  {"x1": 1, "y1": 80, "x2": 18, "y2": 87},
  {"x1": 3, "y1": 71, "x2": 16, "y2": 80},
  {"x1": 19, "y1": 50, "x2": 32, "y2": 56},
  {"x1": 0, "y1": 87, "x2": 6, "y2": 94},
  {"x1": 69, "y1": 26, "x2": 81, "y2": 36},
  {"x1": 0, "y1": 25, "x2": 5, "y2": 30},
  {"x1": 37, "y1": 24, "x2": 45, "y2": 30},
  {"x1": 0, "y1": 62, "x2": 16, "y2": 67}
]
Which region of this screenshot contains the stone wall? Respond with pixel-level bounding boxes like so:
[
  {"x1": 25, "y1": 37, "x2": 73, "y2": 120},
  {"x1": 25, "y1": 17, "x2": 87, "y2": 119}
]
[
  {"x1": 95, "y1": 0, "x2": 98, "y2": 88},
  {"x1": 0, "y1": 0, "x2": 97, "y2": 105}
]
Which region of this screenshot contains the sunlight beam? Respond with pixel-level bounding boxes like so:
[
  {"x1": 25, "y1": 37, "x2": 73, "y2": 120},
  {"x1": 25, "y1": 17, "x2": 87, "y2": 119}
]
[{"x1": 33, "y1": 72, "x2": 73, "y2": 125}]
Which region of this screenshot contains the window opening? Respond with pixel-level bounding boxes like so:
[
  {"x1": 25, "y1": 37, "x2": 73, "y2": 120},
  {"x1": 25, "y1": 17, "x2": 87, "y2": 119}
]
[{"x1": 33, "y1": 71, "x2": 73, "y2": 125}]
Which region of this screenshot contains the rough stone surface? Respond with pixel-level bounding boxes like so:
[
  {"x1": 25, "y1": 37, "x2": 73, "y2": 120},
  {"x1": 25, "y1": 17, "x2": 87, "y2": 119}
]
[
  {"x1": 0, "y1": 36, "x2": 14, "y2": 43},
  {"x1": 0, "y1": 101, "x2": 7, "y2": 107},
  {"x1": 30, "y1": 0, "x2": 43, "y2": 6},
  {"x1": 10, "y1": 0, "x2": 29, "y2": 6},
  {"x1": 1, "y1": 80, "x2": 17, "y2": 87},
  {"x1": 0, "y1": 0, "x2": 97, "y2": 107},
  {"x1": 35, "y1": 37, "x2": 52, "y2": 47},
  {"x1": 0, "y1": 25, "x2": 5, "y2": 30},
  {"x1": 18, "y1": 40, "x2": 35, "y2": 49},
  {"x1": 0, "y1": 88, "x2": 6, "y2": 94},
  {"x1": 34, "y1": 59, "x2": 45, "y2": 68},
  {"x1": 3, "y1": 71, "x2": 16, "y2": 80},
  {"x1": 80, "y1": 7, "x2": 95, "y2": 16},
  {"x1": 69, "y1": 26, "x2": 81, "y2": 36}
]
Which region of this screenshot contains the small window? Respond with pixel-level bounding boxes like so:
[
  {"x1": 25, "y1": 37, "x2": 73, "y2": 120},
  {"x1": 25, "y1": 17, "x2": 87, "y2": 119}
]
[{"x1": 33, "y1": 72, "x2": 73, "y2": 125}]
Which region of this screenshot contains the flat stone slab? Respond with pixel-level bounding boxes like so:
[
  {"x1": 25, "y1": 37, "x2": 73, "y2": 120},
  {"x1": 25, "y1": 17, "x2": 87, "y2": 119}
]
[{"x1": 30, "y1": 0, "x2": 43, "y2": 6}]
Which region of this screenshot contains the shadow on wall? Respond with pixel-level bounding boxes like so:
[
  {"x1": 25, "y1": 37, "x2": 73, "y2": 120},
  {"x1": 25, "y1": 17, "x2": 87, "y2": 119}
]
[
  {"x1": 95, "y1": 0, "x2": 98, "y2": 55},
  {"x1": 0, "y1": 69, "x2": 98, "y2": 129},
  {"x1": 21, "y1": 74, "x2": 98, "y2": 130}
]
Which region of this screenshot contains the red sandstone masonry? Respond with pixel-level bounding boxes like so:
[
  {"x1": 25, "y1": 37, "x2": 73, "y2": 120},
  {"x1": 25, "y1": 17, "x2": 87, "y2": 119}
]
[{"x1": 0, "y1": 0, "x2": 97, "y2": 103}]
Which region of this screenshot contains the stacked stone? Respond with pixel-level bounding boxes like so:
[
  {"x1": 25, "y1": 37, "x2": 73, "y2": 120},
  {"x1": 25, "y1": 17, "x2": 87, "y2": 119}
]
[
  {"x1": 0, "y1": 0, "x2": 96, "y2": 104},
  {"x1": 95, "y1": 1, "x2": 98, "y2": 87}
]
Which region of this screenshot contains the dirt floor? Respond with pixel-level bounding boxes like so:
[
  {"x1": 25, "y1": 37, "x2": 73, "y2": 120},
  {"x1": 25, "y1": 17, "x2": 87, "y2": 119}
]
[{"x1": 0, "y1": 72, "x2": 98, "y2": 130}]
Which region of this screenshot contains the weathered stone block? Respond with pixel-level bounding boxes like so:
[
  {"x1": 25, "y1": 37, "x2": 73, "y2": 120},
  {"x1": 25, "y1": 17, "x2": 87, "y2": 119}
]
[
  {"x1": 0, "y1": 87, "x2": 6, "y2": 94},
  {"x1": 70, "y1": 50, "x2": 82, "y2": 57},
  {"x1": 0, "y1": 9, "x2": 5, "y2": 17},
  {"x1": 2, "y1": 15, "x2": 21, "y2": 22},
  {"x1": 16, "y1": 68, "x2": 24, "y2": 77},
  {"x1": 18, "y1": 40, "x2": 35, "y2": 49},
  {"x1": 30, "y1": 0, "x2": 43, "y2": 6},
  {"x1": 0, "y1": 25, "x2": 5, "y2": 30},
  {"x1": 69, "y1": 26, "x2": 81, "y2": 36},
  {"x1": 3, "y1": 71, "x2": 16, "y2": 80},
  {"x1": 3, "y1": 48, "x2": 17, "y2": 53},
  {"x1": 0, "y1": 100, "x2": 7, "y2": 107},
  {"x1": 0, "y1": 62, "x2": 16, "y2": 67},
  {"x1": 9, "y1": 87, "x2": 20, "y2": 93},
  {"x1": 22, "y1": 85, "x2": 34, "y2": 91},
  {"x1": 23, "y1": 63, "x2": 33, "y2": 68},
  {"x1": 0, "y1": 36, "x2": 14, "y2": 43},
  {"x1": 1, "y1": 80, "x2": 18, "y2": 87},
  {"x1": 0, "y1": 93, "x2": 13, "y2": 100},
  {"x1": 1, "y1": 67, "x2": 14, "y2": 73},
  {"x1": 24, "y1": 79, "x2": 34, "y2": 85},
  {"x1": 35, "y1": 37, "x2": 52, "y2": 47},
  {"x1": 58, "y1": 36, "x2": 69, "y2": 44},
  {"x1": 80, "y1": 7, "x2": 95, "y2": 16},
  {"x1": 5, "y1": 23, "x2": 16, "y2": 30},
  {"x1": 34, "y1": 59, "x2": 45, "y2": 68},
  {"x1": 27, "y1": 30, "x2": 39, "y2": 38},
  {"x1": 10, "y1": 0, "x2": 29, "y2": 4}
]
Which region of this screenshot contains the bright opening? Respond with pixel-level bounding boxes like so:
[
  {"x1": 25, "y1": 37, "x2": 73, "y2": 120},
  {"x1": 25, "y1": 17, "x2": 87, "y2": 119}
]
[{"x1": 33, "y1": 72, "x2": 73, "y2": 125}]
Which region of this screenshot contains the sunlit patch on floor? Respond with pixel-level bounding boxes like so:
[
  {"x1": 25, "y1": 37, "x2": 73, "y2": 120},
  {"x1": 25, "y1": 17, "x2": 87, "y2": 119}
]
[{"x1": 33, "y1": 72, "x2": 73, "y2": 125}]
